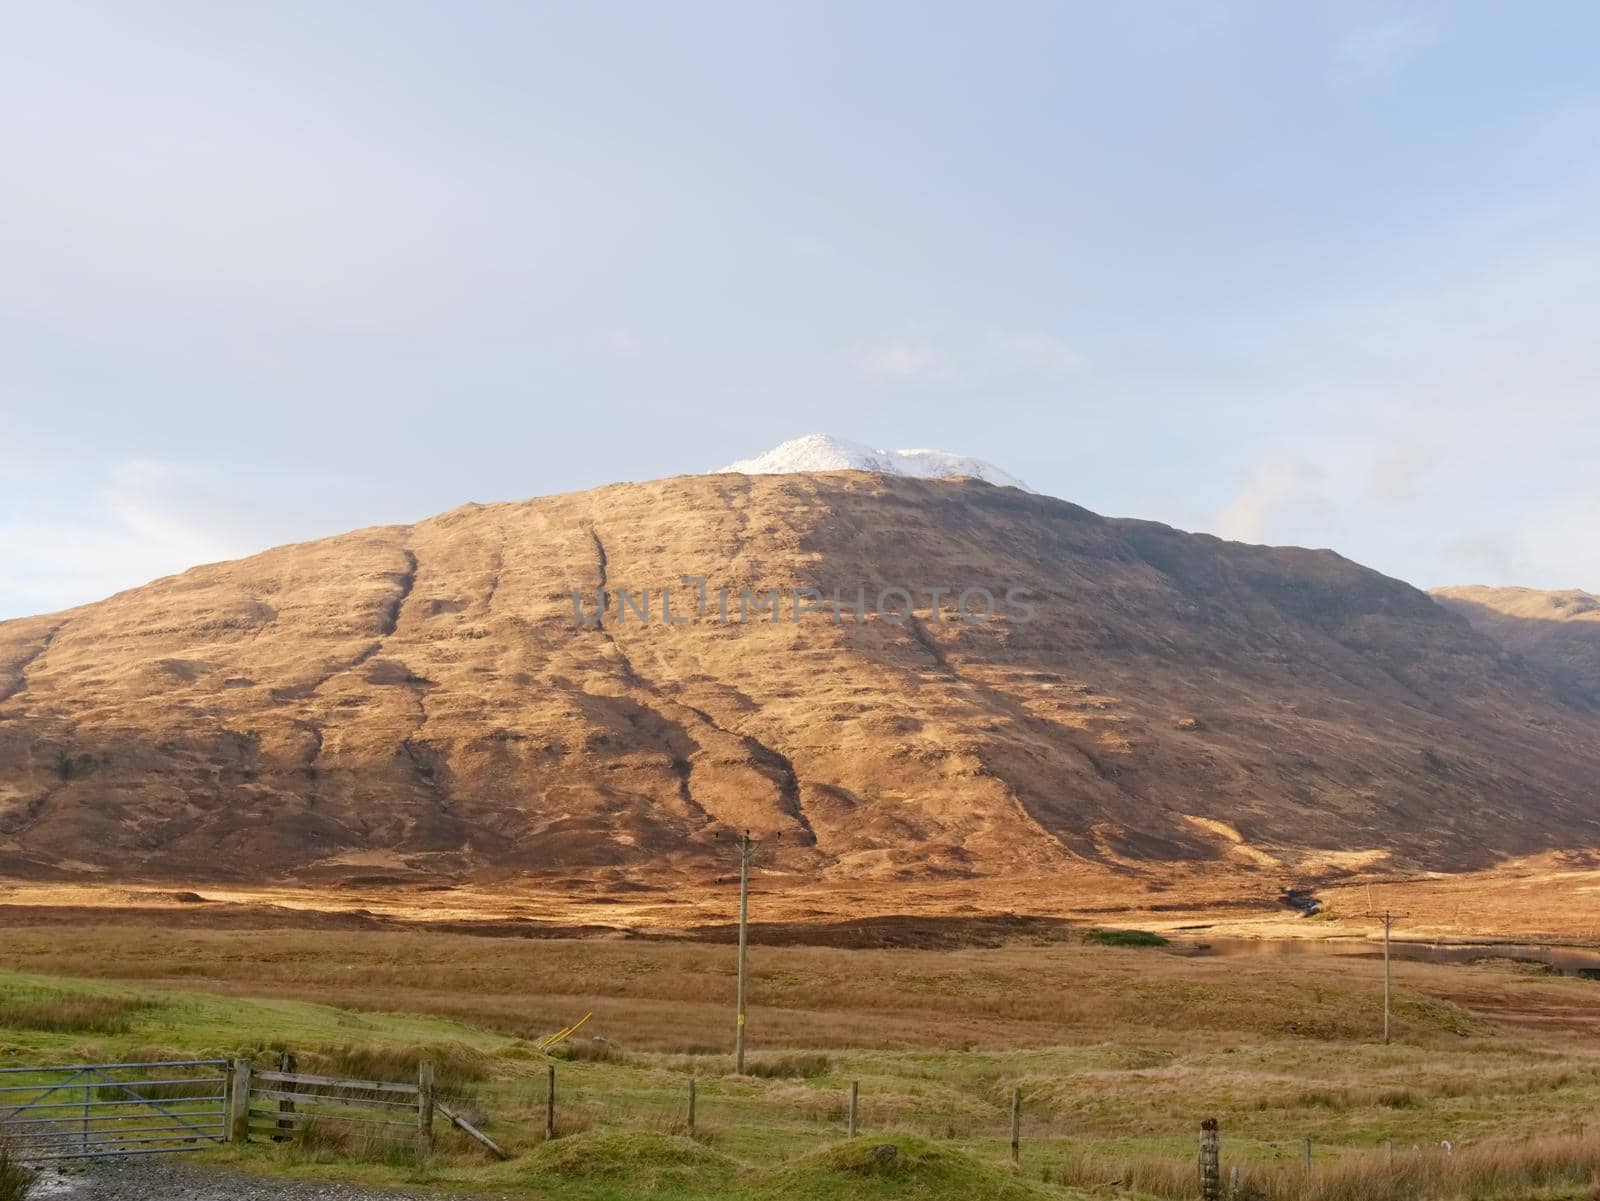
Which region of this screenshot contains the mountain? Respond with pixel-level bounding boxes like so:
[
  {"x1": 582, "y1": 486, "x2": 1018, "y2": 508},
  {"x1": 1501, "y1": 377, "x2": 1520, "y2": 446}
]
[
  {"x1": 1431, "y1": 585, "x2": 1600, "y2": 710},
  {"x1": 719, "y1": 434, "x2": 1032, "y2": 491},
  {"x1": 2, "y1": 469, "x2": 1599, "y2": 886}
]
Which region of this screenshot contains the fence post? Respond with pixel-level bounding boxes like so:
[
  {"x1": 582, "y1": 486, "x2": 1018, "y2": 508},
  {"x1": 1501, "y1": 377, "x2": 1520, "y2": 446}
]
[
  {"x1": 417, "y1": 1058, "x2": 435, "y2": 1157},
  {"x1": 1010, "y1": 1086, "x2": 1021, "y2": 1165},
  {"x1": 848, "y1": 1081, "x2": 858, "y2": 1138},
  {"x1": 1386, "y1": 1139, "x2": 1394, "y2": 1167},
  {"x1": 545, "y1": 1063, "x2": 556, "y2": 1141},
  {"x1": 275, "y1": 1050, "x2": 296, "y2": 1142},
  {"x1": 228, "y1": 1059, "x2": 253, "y2": 1144},
  {"x1": 1199, "y1": 1118, "x2": 1220, "y2": 1201},
  {"x1": 1303, "y1": 1137, "x2": 1312, "y2": 1176},
  {"x1": 687, "y1": 1077, "x2": 696, "y2": 1138}
]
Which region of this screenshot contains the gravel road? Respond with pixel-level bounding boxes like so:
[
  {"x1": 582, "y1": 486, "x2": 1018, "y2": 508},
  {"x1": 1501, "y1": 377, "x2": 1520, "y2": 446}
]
[{"x1": 29, "y1": 1160, "x2": 489, "y2": 1201}]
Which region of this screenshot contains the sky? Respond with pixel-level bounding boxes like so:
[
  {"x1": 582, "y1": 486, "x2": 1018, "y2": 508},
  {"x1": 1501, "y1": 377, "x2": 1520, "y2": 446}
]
[{"x1": 3, "y1": 0, "x2": 1598, "y2": 620}]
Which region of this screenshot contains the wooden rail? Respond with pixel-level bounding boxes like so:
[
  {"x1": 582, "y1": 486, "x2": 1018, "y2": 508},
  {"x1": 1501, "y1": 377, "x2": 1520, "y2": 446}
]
[{"x1": 232, "y1": 1056, "x2": 507, "y2": 1160}]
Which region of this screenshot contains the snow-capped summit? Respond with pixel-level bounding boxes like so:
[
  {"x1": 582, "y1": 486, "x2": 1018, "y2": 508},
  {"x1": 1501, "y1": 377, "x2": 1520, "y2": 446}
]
[{"x1": 717, "y1": 434, "x2": 1032, "y2": 491}]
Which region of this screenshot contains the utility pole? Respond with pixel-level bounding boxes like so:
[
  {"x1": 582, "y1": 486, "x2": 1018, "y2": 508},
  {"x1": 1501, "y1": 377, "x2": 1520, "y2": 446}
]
[
  {"x1": 1372, "y1": 908, "x2": 1409, "y2": 1044},
  {"x1": 728, "y1": 829, "x2": 775, "y2": 1074},
  {"x1": 736, "y1": 829, "x2": 752, "y2": 1074}
]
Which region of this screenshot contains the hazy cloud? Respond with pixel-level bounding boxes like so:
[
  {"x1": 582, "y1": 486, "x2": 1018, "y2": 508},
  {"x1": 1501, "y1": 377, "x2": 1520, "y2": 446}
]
[
  {"x1": 850, "y1": 341, "x2": 954, "y2": 381},
  {"x1": 0, "y1": 460, "x2": 266, "y2": 616},
  {"x1": 1338, "y1": 18, "x2": 1433, "y2": 76},
  {"x1": 992, "y1": 333, "x2": 1086, "y2": 374},
  {"x1": 1211, "y1": 458, "x2": 1322, "y2": 545}
]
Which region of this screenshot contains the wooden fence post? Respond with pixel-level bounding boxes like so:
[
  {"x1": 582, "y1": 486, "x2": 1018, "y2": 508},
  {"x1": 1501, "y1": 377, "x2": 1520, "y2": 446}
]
[
  {"x1": 1199, "y1": 1118, "x2": 1220, "y2": 1201},
  {"x1": 228, "y1": 1059, "x2": 253, "y2": 1144},
  {"x1": 545, "y1": 1063, "x2": 556, "y2": 1141},
  {"x1": 848, "y1": 1081, "x2": 858, "y2": 1138},
  {"x1": 274, "y1": 1050, "x2": 296, "y2": 1142},
  {"x1": 417, "y1": 1059, "x2": 435, "y2": 1157},
  {"x1": 1303, "y1": 1137, "x2": 1312, "y2": 1176},
  {"x1": 1010, "y1": 1086, "x2": 1021, "y2": 1164},
  {"x1": 686, "y1": 1077, "x2": 696, "y2": 1138}
]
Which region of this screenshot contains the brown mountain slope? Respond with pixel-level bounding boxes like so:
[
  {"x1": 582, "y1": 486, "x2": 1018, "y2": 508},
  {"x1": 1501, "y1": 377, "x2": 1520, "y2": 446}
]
[
  {"x1": 1, "y1": 472, "x2": 1598, "y2": 885},
  {"x1": 1432, "y1": 585, "x2": 1600, "y2": 710}
]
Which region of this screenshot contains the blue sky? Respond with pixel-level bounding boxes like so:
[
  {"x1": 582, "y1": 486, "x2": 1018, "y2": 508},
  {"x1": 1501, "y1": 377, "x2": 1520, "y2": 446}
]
[{"x1": 3, "y1": 1, "x2": 1598, "y2": 619}]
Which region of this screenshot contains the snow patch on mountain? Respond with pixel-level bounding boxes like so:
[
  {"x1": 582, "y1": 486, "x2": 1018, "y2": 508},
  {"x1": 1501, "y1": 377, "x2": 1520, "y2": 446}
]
[{"x1": 717, "y1": 434, "x2": 1032, "y2": 491}]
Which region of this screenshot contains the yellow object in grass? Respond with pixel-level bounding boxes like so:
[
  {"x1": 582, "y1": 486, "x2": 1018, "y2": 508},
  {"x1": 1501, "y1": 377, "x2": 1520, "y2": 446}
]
[{"x1": 537, "y1": 1011, "x2": 593, "y2": 1052}]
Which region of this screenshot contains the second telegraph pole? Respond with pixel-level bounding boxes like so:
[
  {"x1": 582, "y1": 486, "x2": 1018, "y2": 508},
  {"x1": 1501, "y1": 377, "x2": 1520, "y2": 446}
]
[{"x1": 735, "y1": 830, "x2": 753, "y2": 1073}]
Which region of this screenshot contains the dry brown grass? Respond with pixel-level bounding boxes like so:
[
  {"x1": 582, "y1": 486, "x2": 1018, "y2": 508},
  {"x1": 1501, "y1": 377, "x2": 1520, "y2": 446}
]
[
  {"x1": 1052, "y1": 1130, "x2": 1600, "y2": 1200},
  {"x1": 285, "y1": 1114, "x2": 421, "y2": 1168},
  {"x1": 0, "y1": 993, "x2": 152, "y2": 1036},
  {"x1": 301, "y1": 1042, "x2": 490, "y2": 1097},
  {"x1": 3, "y1": 918, "x2": 1578, "y2": 1053}
]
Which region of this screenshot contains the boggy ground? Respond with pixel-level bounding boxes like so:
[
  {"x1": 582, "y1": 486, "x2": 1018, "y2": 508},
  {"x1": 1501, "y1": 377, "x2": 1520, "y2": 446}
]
[{"x1": 6, "y1": 848, "x2": 1600, "y2": 945}]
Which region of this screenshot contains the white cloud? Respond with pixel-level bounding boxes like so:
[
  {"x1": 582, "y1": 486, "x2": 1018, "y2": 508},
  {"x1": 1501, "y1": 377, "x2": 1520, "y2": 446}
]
[
  {"x1": 850, "y1": 341, "x2": 954, "y2": 381},
  {"x1": 992, "y1": 333, "x2": 1086, "y2": 373},
  {"x1": 1201, "y1": 179, "x2": 1600, "y2": 590},
  {"x1": 1338, "y1": 18, "x2": 1433, "y2": 77},
  {"x1": 1211, "y1": 458, "x2": 1321, "y2": 545},
  {"x1": 0, "y1": 460, "x2": 265, "y2": 618}
]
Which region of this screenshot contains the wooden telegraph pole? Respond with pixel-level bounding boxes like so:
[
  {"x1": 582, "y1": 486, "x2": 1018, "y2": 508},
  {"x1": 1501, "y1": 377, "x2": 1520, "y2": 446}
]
[
  {"x1": 729, "y1": 829, "x2": 776, "y2": 1074},
  {"x1": 1371, "y1": 907, "x2": 1410, "y2": 1044}
]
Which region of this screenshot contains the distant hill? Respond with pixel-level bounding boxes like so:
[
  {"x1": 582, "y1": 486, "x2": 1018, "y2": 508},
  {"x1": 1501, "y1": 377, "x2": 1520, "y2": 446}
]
[
  {"x1": 2, "y1": 470, "x2": 1599, "y2": 885},
  {"x1": 1431, "y1": 585, "x2": 1600, "y2": 710}
]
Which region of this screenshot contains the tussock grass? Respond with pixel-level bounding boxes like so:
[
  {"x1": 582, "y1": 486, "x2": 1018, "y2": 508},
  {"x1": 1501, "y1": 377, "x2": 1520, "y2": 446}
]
[
  {"x1": 301, "y1": 1041, "x2": 489, "y2": 1098},
  {"x1": 282, "y1": 1115, "x2": 420, "y2": 1169},
  {"x1": 0, "y1": 993, "x2": 152, "y2": 1036},
  {"x1": 759, "y1": 1135, "x2": 1053, "y2": 1200},
  {"x1": 91, "y1": 1074, "x2": 220, "y2": 1102},
  {"x1": 554, "y1": 1037, "x2": 615, "y2": 1063},
  {"x1": 0, "y1": 1143, "x2": 33, "y2": 1201},
  {"x1": 744, "y1": 1052, "x2": 832, "y2": 1080},
  {"x1": 520, "y1": 1130, "x2": 738, "y2": 1192},
  {"x1": 1051, "y1": 1131, "x2": 1600, "y2": 1200}
]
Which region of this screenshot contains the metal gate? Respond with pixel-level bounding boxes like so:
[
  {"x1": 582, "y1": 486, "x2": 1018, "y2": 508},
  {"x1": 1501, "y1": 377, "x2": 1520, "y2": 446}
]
[{"x1": 0, "y1": 1059, "x2": 229, "y2": 1161}]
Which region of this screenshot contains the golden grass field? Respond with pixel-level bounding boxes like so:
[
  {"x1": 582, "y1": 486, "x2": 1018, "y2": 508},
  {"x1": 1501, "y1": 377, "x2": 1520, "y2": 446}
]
[
  {"x1": 3, "y1": 873, "x2": 1600, "y2": 1199},
  {"x1": 6, "y1": 847, "x2": 1600, "y2": 943}
]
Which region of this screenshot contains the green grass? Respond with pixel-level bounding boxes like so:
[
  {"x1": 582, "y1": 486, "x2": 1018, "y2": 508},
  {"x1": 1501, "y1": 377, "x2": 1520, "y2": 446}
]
[
  {"x1": 757, "y1": 1136, "x2": 1062, "y2": 1200},
  {"x1": 505, "y1": 1132, "x2": 742, "y2": 1199},
  {"x1": 1084, "y1": 929, "x2": 1169, "y2": 947}
]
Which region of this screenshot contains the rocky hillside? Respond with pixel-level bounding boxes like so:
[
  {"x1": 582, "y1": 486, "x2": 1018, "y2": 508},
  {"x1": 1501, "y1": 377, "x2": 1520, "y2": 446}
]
[{"x1": 2, "y1": 472, "x2": 1598, "y2": 884}]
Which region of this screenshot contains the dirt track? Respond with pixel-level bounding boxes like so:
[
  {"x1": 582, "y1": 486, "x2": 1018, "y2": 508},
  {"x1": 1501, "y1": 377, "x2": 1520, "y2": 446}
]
[{"x1": 32, "y1": 1160, "x2": 479, "y2": 1201}]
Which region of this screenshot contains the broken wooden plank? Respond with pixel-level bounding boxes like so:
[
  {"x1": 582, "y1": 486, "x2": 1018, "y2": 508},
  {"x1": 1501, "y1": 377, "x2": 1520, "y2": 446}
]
[{"x1": 435, "y1": 1100, "x2": 510, "y2": 1161}]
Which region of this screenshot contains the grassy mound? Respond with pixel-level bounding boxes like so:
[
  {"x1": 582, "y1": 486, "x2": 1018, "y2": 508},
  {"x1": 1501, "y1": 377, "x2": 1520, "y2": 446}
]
[
  {"x1": 1085, "y1": 928, "x2": 1168, "y2": 947},
  {"x1": 519, "y1": 1131, "x2": 740, "y2": 1195},
  {"x1": 756, "y1": 1135, "x2": 1058, "y2": 1200}
]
